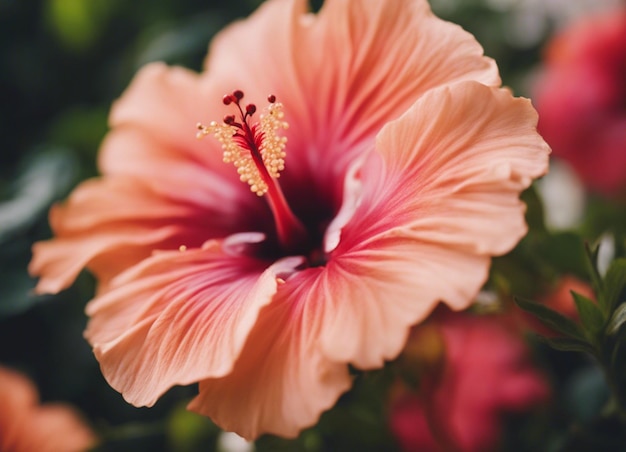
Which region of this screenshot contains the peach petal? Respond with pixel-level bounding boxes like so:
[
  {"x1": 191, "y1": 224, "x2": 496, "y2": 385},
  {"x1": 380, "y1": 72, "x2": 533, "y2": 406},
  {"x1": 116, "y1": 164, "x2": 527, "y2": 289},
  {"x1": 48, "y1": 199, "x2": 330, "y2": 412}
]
[
  {"x1": 85, "y1": 241, "x2": 303, "y2": 407},
  {"x1": 188, "y1": 271, "x2": 352, "y2": 440},
  {"x1": 324, "y1": 155, "x2": 364, "y2": 253},
  {"x1": 98, "y1": 128, "x2": 260, "y2": 216},
  {"x1": 106, "y1": 63, "x2": 229, "y2": 178},
  {"x1": 47, "y1": 178, "x2": 196, "y2": 232},
  {"x1": 30, "y1": 225, "x2": 180, "y2": 294},
  {"x1": 205, "y1": 0, "x2": 500, "y2": 205},
  {"x1": 29, "y1": 172, "x2": 269, "y2": 294},
  {"x1": 316, "y1": 82, "x2": 549, "y2": 369},
  {"x1": 340, "y1": 82, "x2": 549, "y2": 258},
  {"x1": 318, "y1": 240, "x2": 489, "y2": 368},
  {"x1": 30, "y1": 178, "x2": 188, "y2": 293},
  {"x1": 203, "y1": 0, "x2": 309, "y2": 117},
  {"x1": 296, "y1": 0, "x2": 500, "y2": 145},
  {"x1": 102, "y1": 62, "x2": 265, "y2": 217},
  {"x1": 189, "y1": 240, "x2": 486, "y2": 439}
]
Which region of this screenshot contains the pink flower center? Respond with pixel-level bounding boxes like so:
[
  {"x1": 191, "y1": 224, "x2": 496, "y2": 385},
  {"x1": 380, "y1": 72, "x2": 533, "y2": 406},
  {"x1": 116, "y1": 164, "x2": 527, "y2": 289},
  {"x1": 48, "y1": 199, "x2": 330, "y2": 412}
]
[{"x1": 197, "y1": 90, "x2": 309, "y2": 253}]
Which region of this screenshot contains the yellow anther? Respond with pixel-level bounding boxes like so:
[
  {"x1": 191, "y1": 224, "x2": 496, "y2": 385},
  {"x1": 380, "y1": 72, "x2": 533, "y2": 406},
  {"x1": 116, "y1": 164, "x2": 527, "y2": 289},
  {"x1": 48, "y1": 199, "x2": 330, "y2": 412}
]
[
  {"x1": 259, "y1": 102, "x2": 288, "y2": 179},
  {"x1": 197, "y1": 97, "x2": 289, "y2": 197}
]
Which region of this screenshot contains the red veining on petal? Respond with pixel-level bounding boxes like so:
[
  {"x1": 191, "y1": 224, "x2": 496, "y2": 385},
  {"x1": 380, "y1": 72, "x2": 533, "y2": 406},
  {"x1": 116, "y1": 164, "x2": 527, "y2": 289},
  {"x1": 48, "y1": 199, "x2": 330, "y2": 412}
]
[{"x1": 197, "y1": 91, "x2": 308, "y2": 252}]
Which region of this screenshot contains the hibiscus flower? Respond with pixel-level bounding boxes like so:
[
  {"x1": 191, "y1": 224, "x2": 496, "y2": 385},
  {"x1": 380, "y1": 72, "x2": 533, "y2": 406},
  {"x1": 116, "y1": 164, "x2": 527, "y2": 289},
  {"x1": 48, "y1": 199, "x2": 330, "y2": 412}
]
[
  {"x1": 0, "y1": 366, "x2": 97, "y2": 452},
  {"x1": 389, "y1": 311, "x2": 549, "y2": 452},
  {"x1": 29, "y1": 0, "x2": 549, "y2": 440},
  {"x1": 534, "y1": 7, "x2": 626, "y2": 196}
]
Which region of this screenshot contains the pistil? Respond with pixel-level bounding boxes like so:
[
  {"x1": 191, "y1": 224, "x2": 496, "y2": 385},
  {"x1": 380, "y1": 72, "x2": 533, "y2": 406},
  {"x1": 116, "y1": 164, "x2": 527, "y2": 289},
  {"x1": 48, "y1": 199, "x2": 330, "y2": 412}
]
[{"x1": 197, "y1": 91, "x2": 308, "y2": 252}]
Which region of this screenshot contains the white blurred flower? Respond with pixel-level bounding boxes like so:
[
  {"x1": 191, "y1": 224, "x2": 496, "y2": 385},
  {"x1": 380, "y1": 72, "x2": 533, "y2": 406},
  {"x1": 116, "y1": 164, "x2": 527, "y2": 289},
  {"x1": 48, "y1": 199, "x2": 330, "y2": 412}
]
[
  {"x1": 536, "y1": 159, "x2": 585, "y2": 231},
  {"x1": 216, "y1": 431, "x2": 255, "y2": 452},
  {"x1": 597, "y1": 233, "x2": 615, "y2": 277}
]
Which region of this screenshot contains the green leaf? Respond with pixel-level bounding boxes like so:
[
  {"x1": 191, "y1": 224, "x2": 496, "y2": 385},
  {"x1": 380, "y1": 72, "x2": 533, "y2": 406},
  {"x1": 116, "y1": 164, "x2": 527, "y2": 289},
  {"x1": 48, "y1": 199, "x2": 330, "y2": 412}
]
[
  {"x1": 604, "y1": 258, "x2": 626, "y2": 314},
  {"x1": 609, "y1": 326, "x2": 626, "y2": 390},
  {"x1": 44, "y1": 0, "x2": 116, "y2": 52},
  {"x1": 534, "y1": 334, "x2": 597, "y2": 356},
  {"x1": 134, "y1": 13, "x2": 224, "y2": 68},
  {"x1": 585, "y1": 242, "x2": 606, "y2": 308},
  {"x1": 572, "y1": 290, "x2": 605, "y2": 337},
  {"x1": 608, "y1": 303, "x2": 626, "y2": 336},
  {"x1": 564, "y1": 365, "x2": 610, "y2": 422},
  {"x1": 537, "y1": 232, "x2": 588, "y2": 278},
  {"x1": 520, "y1": 186, "x2": 546, "y2": 233},
  {"x1": 167, "y1": 403, "x2": 218, "y2": 452},
  {"x1": 515, "y1": 297, "x2": 586, "y2": 341}
]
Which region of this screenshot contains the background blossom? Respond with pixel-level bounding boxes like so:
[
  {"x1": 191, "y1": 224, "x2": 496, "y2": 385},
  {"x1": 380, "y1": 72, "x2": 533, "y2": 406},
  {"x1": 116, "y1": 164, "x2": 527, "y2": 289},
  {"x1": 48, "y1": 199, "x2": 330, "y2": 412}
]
[
  {"x1": 0, "y1": 366, "x2": 97, "y2": 452},
  {"x1": 534, "y1": 7, "x2": 626, "y2": 196},
  {"x1": 390, "y1": 311, "x2": 549, "y2": 452}
]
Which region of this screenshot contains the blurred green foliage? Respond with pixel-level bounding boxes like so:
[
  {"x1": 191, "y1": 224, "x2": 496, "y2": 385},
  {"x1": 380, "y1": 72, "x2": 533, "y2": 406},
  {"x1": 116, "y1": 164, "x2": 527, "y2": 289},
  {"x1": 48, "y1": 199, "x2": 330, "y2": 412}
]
[{"x1": 44, "y1": 0, "x2": 115, "y2": 51}]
